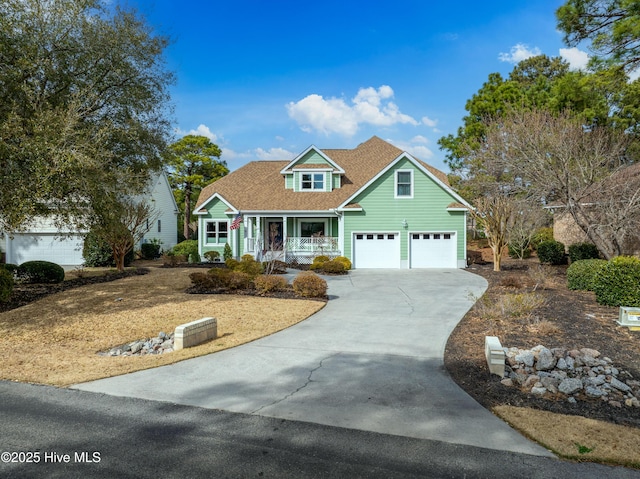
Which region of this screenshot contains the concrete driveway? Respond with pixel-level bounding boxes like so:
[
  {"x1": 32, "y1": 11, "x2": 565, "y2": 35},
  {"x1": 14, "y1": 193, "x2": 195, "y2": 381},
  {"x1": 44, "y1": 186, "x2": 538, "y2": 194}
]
[{"x1": 74, "y1": 269, "x2": 553, "y2": 457}]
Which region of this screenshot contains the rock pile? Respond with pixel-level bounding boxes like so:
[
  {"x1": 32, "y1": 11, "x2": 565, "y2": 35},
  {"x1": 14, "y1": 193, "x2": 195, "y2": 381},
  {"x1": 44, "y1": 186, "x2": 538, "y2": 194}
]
[
  {"x1": 99, "y1": 331, "x2": 174, "y2": 356},
  {"x1": 501, "y1": 345, "x2": 640, "y2": 408}
]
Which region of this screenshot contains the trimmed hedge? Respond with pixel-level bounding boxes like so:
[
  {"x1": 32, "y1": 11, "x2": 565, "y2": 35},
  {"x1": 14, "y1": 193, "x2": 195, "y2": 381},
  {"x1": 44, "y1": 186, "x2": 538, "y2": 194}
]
[
  {"x1": 254, "y1": 274, "x2": 288, "y2": 294},
  {"x1": 593, "y1": 256, "x2": 640, "y2": 307},
  {"x1": 537, "y1": 240, "x2": 566, "y2": 265},
  {"x1": 17, "y1": 261, "x2": 65, "y2": 284},
  {"x1": 568, "y1": 242, "x2": 600, "y2": 263},
  {"x1": 140, "y1": 242, "x2": 161, "y2": 260},
  {"x1": 0, "y1": 268, "x2": 14, "y2": 302},
  {"x1": 334, "y1": 256, "x2": 352, "y2": 270},
  {"x1": 293, "y1": 271, "x2": 327, "y2": 298},
  {"x1": 172, "y1": 240, "x2": 198, "y2": 259},
  {"x1": 567, "y1": 259, "x2": 607, "y2": 291}
]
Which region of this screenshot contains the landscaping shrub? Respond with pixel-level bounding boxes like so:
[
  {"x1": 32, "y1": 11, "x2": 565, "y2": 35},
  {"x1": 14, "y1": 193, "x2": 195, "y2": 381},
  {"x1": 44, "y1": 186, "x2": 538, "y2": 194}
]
[
  {"x1": 225, "y1": 258, "x2": 239, "y2": 270},
  {"x1": 293, "y1": 271, "x2": 327, "y2": 298},
  {"x1": 536, "y1": 240, "x2": 566, "y2": 265},
  {"x1": 508, "y1": 241, "x2": 532, "y2": 259},
  {"x1": 567, "y1": 259, "x2": 607, "y2": 291},
  {"x1": 223, "y1": 243, "x2": 232, "y2": 261},
  {"x1": 254, "y1": 274, "x2": 288, "y2": 295},
  {"x1": 1, "y1": 263, "x2": 18, "y2": 274},
  {"x1": 310, "y1": 255, "x2": 332, "y2": 271},
  {"x1": 162, "y1": 252, "x2": 187, "y2": 267},
  {"x1": 568, "y1": 242, "x2": 600, "y2": 263},
  {"x1": 318, "y1": 259, "x2": 346, "y2": 274},
  {"x1": 83, "y1": 230, "x2": 134, "y2": 267},
  {"x1": 531, "y1": 227, "x2": 554, "y2": 250},
  {"x1": 17, "y1": 261, "x2": 65, "y2": 284},
  {"x1": 172, "y1": 240, "x2": 198, "y2": 258},
  {"x1": 235, "y1": 256, "x2": 262, "y2": 277},
  {"x1": 207, "y1": 268, "x2": 232, "y2": 288},
  {"x1": 204, "y1": 250, "x2": 221, "y2": 262},
  {"x1": 334, "y1": 256, "x2": 352, "y2": 270},
  {"x1": 140, "y1": 242, "x2": 161, "y2": 260},
  {"x1": 227, "y1": 271, "x2": 252, "y2": 290},
  {"x1": 593, "y1": 256, "x2": 640, "y2": 307},
  {"x1": 188, "y1": 252, "x2": 201, "y2": 263},
  {"x1": 0, "y1": 268, "x2": 14, "y2": 302}
]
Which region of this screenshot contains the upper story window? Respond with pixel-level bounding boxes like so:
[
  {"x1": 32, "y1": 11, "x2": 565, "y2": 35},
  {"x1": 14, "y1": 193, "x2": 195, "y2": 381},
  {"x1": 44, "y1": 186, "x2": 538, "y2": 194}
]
[
  {"x1": 395, "y1": 170, "x2": 413, "y2": 198},
  {"x1": 205, "y1": 220, "x2": 228, "y2": 244},
  {"x1": 301, "y1": 172, "x2": 324, "y2": 191}
]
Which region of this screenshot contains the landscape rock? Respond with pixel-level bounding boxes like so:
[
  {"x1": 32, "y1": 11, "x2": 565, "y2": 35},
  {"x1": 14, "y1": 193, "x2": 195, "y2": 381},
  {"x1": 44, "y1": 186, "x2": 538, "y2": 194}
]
[
  {"x1": 104, "y1": 331, "x2": 175, "y2": 357},
  {"x1": 558, "y1": 378, "x2": 583, "y2": 395}
]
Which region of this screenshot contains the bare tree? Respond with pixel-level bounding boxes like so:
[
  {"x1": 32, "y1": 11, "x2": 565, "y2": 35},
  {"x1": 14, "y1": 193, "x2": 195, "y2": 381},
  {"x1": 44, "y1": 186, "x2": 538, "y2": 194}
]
[{"x1": 474, "y1": 108, "x2": 632, "y2": 259}]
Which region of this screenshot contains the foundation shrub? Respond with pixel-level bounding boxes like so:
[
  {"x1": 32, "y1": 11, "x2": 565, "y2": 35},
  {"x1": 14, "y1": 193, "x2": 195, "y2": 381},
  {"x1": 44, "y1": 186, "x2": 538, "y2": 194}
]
[
  {"x1": 536, "y1": 240, "x2": 566, "y2": 265},
  {"x1": 318, "y1": 260, "x2": 346, "y2": 274},
  {"x1": 0, "y1": 268, "x2": 14, "y2": 302},
  {"x1": 203, "y1": 250, "x2": 221, "y2": 262},
  {"x1": 16, "y1": 261, "x2": 65, "y2": 284},
  {"x1": 567, "y1": 259, "x2": 607, "y2": 291},
  {"x1": 568, "y1": 242, "x2": 600, "y2": 263},
  {"x1": 1, "y1": 263, "x2": 18, "y2": 274},
  {"x1": 334, "y1": 256, "x2": 352, "y2": 270},
  {"x1": 235, "y1": 256, "x2": 263, "y2": 277},
  {"x1": 172, "y1": 240, "x2": 198, "y2": 258},
  {"x1": 593, "y1": 256, "x2": 640, "y2": 307},
  {"x1": 223, "y1": 243, "x2": 232, "y2": 261},
  {"x1": 293, "y1": 271, "x2": 327, "y2": 298},
  {"x1": 225, "y1": 258, "x2": 239, "y2": 270},
  {"x1": 310, "y1": 255, "x2": 331, "y2": 271},
  {"x1": 254, "y1": 274, "x2": 289, "y2": 294}
]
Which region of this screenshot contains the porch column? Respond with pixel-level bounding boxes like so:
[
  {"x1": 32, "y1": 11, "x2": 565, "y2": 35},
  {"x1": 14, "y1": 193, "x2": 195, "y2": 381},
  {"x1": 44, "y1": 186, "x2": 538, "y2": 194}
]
[
  {"x1": 255, "y1": 215, "x2": 262, "y2": 254},
  {"x1": 337, "y1": 212, "x2": 345, "y2": 257},
  {"x1": 282, "y1": 215, "x2": 288, "y2": 253}
]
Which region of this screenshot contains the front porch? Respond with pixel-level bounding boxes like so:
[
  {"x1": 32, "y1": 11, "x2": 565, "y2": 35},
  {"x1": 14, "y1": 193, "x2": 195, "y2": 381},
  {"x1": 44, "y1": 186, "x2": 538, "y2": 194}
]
[{"x1": 243, "y1": 215, "x2": 341, "y2": 264}]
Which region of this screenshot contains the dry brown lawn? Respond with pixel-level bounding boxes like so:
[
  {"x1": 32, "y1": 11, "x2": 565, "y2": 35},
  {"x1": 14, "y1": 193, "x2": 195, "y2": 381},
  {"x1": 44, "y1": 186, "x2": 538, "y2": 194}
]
[{"x1": 0, "y1": 266, "x2": 324, "y2": 387}]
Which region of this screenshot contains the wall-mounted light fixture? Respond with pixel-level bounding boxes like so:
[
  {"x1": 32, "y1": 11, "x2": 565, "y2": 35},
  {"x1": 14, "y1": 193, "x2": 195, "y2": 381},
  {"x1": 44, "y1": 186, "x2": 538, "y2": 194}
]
[{"x1": 401, "y1": 219, "x2": 408, "y2": 228}]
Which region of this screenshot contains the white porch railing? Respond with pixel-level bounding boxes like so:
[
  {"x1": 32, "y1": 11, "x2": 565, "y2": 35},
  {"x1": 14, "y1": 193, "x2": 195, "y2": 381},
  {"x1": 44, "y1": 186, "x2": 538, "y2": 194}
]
[{"x1": 285, "y1": 236, "x2": 340, "y2": 254}]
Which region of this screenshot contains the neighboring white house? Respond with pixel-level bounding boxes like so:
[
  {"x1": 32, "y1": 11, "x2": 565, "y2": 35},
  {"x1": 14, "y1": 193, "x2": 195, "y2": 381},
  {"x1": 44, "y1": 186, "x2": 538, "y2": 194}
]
[{"x1": 3, "y1": 171, "x2": 178, "y2": 267}]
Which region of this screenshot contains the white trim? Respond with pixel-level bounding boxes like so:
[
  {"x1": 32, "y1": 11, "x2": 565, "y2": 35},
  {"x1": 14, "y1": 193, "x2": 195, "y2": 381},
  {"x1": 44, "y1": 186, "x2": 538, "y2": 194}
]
[
  {"x1": 203, "y1": 219, "x2": 230, "y2": 245},
  {"x1": 193, "y1": 193, "x2": 237, "y2": 216},
  {"x1": 299, "y1": 171, "x2": 326, "y2": 191},
  {"x1": 280, "y1": 145, "x2": 345, "y2": 175},
  {"x1": 394, "y1": 169, "x2": 414, "y2": 199},
  {"x1": 408, "y1": 230, "x2": 457, "y2": 269},
  {"x1": 352, "y1": 231, "x2": 401, "y2": 269},
  {"x1": 338, "y1": 152, "x2": 472, "y2": 210},
  {"x1": 297, "y1": 218, "x2": 329, "y2": 237}
]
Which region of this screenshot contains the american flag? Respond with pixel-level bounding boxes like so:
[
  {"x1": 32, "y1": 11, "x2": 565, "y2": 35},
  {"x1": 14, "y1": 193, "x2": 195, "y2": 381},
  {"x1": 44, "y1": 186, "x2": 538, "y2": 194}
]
[{"x1": 230, "y1": 213, "x2": 242, "y2": 230}]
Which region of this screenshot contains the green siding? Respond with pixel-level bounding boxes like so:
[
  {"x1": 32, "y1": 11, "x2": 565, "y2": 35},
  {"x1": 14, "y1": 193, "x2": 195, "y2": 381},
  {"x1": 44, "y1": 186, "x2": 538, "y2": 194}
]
[
  {"x1": 342, "y1": 158, "x2": 465, "y2": 264},
  {"x1": 296, "y1": 151, "x2": 331, "y2": 166},
  {"x1": 292, "y1": 170, "x2": 331, "y2": 192},
  {"x1": 332, "y1": 173, "x2": 341, "y2": 189},
  {"x1": 285, "y1": 174, "x2": 293, "y2": 190},
  {"x1": 198, "y1": 198, "x2": 243, "y2": 256}
]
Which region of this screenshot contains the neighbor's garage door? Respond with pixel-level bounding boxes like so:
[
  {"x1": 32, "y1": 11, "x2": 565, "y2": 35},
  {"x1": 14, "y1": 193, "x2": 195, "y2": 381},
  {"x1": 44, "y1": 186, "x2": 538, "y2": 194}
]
[
  {"x1": 410, "y1": 232, "x2": 456, "y2": 268},
  {"x1": 9, "y1": 234, "x2": 85, "y2": 266},
  {"x1": 353, "y1": 232, "x2": 400, "y2": 268}
]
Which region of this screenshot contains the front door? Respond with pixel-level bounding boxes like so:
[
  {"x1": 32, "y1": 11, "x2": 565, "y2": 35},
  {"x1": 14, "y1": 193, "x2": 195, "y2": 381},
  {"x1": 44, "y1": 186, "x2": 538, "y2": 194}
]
[{"x1": 266, "y1": 220, "x2": 283, "y2": 251}]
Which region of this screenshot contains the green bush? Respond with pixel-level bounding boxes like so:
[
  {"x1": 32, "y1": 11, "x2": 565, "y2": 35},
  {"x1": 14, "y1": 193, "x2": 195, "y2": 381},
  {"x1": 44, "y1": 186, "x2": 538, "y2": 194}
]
[
  {"x1": 531, "y1": 227, "x2": 554, "y2": 250},
  {"x1": 17, "y1": 261, "x2": 65, "y2": 284},
  {"x1": 593, "y1": 256, "x2": 640, "y2": 307},
  {"x1": 0, "y1": 268, "x2": 14, "y2": 302},
  {"x1": 1, "y1": 263, "x2": 18, "y2": 274},
  {"x1": 568, "y1": 242, "x2": 600, "y2": 263},
  {"x1": 312, "y1": 255, "x2": 330, "y2": 265},
  {"x1": 227, "y1": 271, "x2": 252, "y2": 290},
  {"x1": 204, "y1": 250, "x2": 221, "y2": 262},
  {"x1": 172, "y1": 240, "x2": 198, "y2": 258},
  {"x1": 567, "y1": 259, "x2": 608, "y2": 291},
  {"x1": 82, "y1": 230, "x2": 134, "y2": 267},
  {"x1": 254, "y1": 275, "x2": 289, "y2": 294},
  {"x1": 334, "y1": 256, "x2": 352, "y2": 270},
  {"x1": 235, "y1": 256, "x2": 262, "y2": 277},
  {"x1": 223, "y1": 243, "x2": 232, "y2": 261},
  {"x1": 318, "y1": 260, "x2": 346, "y2": 274},
  {"x1": 536, "y1": 240, "x2": 566, "y2": 265},
  {"x1": 188, "y1": 252, "x2": 201, "y2": 264},
  {"x1": 293, "y1": 271, "x2": 327, "y2": 298},
  {"x1": 140, "y1": 242, "x2": 161, "y2": 260}
]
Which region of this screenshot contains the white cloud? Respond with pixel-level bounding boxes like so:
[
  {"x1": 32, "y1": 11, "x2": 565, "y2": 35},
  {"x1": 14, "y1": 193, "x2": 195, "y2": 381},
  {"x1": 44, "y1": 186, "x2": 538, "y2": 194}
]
[
  {"x1": 421, "y1": 116, "x2": 438, "y2": 128},
  {"x1": 559, "y1": 47, "x2": 589, "y2": 70},
  {"x1": 286, "y1": 85, "x2": 418, "y2": 136},
  {"x1": 253, "y1": 147, "x2": 296, "y2": 161},
  {"x1": 176, "y1": 124, "x2": 219, "y2": 141},
  {"x1": 498, "y1": 43, "x2": 542, "y2": 64},
  {"x1": 388, "y1": 137, "x2": 434, "y2": 160},
  {"x1": 411, "y1": 135, "x2": 429, "y2": 144}
]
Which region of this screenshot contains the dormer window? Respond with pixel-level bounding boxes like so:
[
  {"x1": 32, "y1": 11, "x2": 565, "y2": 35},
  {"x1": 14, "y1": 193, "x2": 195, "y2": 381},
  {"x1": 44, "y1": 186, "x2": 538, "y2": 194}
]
[{"x1": 301, "y1": 172, "x2": 324, "y2": 191}]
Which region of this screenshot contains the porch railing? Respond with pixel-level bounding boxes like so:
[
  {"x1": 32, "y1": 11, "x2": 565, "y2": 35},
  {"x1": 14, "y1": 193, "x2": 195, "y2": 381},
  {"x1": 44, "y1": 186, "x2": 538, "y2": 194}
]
[{"x1": 285, "y1": 236, "x2": 339, "y2": 254}]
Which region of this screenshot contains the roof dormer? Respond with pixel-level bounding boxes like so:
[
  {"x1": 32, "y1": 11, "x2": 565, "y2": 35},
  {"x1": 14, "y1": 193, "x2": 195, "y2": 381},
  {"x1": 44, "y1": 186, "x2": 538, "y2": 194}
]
[{"x1": 281, "y1": 145, "x2": 345, "y2": 192}]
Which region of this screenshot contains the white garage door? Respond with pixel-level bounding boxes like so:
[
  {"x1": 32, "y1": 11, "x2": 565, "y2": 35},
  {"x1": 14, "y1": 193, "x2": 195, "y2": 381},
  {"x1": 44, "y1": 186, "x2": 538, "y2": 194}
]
[
  {"x1": 8, "y1": 234, "x2": 85, "y2": 266},
  {"x1": 410, "y1": 232, "x2": 456, "y2": 268},
  {"x1": 353, "y1": 233, "x2": 400, "y2": 268}
]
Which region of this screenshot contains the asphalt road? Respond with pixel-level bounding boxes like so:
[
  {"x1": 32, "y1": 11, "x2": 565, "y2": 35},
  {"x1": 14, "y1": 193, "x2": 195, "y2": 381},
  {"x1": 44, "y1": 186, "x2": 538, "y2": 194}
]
[{"x1": 1, "y1": 381, "x2": 639, "y2": 479}]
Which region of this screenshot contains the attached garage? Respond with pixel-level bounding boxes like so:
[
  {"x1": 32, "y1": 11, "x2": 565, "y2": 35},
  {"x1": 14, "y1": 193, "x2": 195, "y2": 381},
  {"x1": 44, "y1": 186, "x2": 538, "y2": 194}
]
[
  {"x1": 353, "y1": 232, "x2": 400, "y2": 268},
  {"x1": 6, "y1": 234, "x2": 85, "y2": 266},
  {"x1": 409, "y1": 232, "x2": 457, "y2": 268}
]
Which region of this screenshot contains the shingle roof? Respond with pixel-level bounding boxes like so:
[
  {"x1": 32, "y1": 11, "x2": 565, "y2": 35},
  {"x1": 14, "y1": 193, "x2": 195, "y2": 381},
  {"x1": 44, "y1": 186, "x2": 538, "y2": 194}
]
[{"x1": 195, "y1": 136, "x2": 450, "y2": 213}]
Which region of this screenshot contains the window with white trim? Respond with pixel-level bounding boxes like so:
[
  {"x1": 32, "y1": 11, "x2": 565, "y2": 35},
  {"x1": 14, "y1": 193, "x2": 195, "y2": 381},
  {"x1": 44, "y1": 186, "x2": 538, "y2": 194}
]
[
  {"x1": 395, "y1": 170, "x2": 413, "y2": 198},
  {"x1": 301, "y1": 172, "x2": 324, "y2": 191},
  {"x1": 205, "y1": 221, "x2": 228, "y2": 244}
]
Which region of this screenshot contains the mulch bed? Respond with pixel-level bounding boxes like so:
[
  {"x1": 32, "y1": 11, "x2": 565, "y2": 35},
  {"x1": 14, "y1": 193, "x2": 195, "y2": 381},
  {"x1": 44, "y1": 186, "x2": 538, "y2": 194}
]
[
  {"x1": 0, "y1": 268, "x2": 150, "y2": 313},
  {"x1": 444, "y1": 256, "x2": 640, "y2": 428}
]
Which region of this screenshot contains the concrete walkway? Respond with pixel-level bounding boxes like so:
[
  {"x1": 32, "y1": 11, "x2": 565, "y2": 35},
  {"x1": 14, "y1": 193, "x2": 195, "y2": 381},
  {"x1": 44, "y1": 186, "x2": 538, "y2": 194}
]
[{"x1": 74, "y1": 269, "x2": 553, "y2": 457}]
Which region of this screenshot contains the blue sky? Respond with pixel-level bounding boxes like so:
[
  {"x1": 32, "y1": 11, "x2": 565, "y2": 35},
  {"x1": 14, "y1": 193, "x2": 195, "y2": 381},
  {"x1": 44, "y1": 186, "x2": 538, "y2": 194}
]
[{"x1": 127, "y1": 0, "x2": 587, "y2": 173}]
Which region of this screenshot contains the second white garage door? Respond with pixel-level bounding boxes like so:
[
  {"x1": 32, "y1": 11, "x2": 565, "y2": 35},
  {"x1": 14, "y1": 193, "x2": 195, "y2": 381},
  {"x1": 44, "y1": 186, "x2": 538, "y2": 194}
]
[
  {"x1": 410, "y1": 232, "x2": 456, "y2": 268},
  {"x1": 7, "y1": 234, "x2": 85, "y2": 266},
  {"x1": 353, "y1": 232, "x2": 400, "y2": 268}
]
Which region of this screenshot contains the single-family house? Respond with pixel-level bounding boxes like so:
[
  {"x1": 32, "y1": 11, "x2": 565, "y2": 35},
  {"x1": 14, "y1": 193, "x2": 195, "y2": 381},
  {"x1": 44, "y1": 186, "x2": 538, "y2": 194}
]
[
  {"x1": 193, "y1": 136, "x2": 471, "y2": 269},
  {"x1": 3, "y1": 171, "x2": 179, "y2": 267}
]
